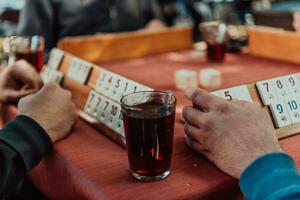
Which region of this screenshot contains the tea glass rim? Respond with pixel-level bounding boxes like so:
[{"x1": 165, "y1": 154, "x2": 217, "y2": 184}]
[{"x1": 120, "y1": 90, "x2": 177, "y2": 112}]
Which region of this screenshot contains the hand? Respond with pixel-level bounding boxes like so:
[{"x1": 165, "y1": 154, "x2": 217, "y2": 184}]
[
  {"x1": 145, "y1": 19, "x2": 167, "y2": 30},
  {"x1": 182, "y1": 88, "x2": 282, "y2": 178},
  {"x1": 18, "y1": 83, "x2": 77, "y2": 143},
  {"x1": 0, "y1": 60, "x2": 43, "y2": 104}
]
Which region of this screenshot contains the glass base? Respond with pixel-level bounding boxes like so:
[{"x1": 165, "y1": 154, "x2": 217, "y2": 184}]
[{"x1": 130, "y1": 170, "x2": 170, "y2": 182}]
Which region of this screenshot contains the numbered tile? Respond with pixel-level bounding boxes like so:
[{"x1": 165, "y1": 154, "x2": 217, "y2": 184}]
[
  {"x1": 95, "y1": 70, "x2": 109, "y2": 94},
  {"x1": 113, "y1": 111, "x2": 125, "y2": 137},
  {"x1": 83, "y1": 91, "x2": 97, "y2": 115},
  {"x1": 282, "y1": 74, "x2": 300, "y2": 98},
  {"x1": 218, "y1": 89, "x2": 236, "y2": 101},
  {"x1": 271, "y1": 78, "x2": 289, "y2": 99},
  {"x1": 285, "y1": 98, "x2": 300, "y2": 124},
  {"x1": 41, "y1": 67, "x2": 64, "y2": 84},
  {"x1": 84, "y1": 91, "x2": 104, "y2": 118},
  {"x1": 106, "y1": 102, "x2": 121, "y2": 130},
  {"x1": 270, "y1": 101, "x2": 292, "y2": 128},
  {"x1": 97, "y1": 99, "x2": 112, "y2": 124},
  {"x1": 256, "y1": 80, "x2": 278, "y2": 105},
  {"x1": 117, "y1": 80, "x2": 132, "y2": 101},
  {"x1": 95, "y1": 70, "x2": 118, "y2": 97},
  {"x1": 220, "y1": 85, "x2": 253, "y2": 103},
  {"x1": 67, "y1": 58, "x2": 92, "y2": 85},
  {"x1": 47, "y1": 48, "x2": 64, "y2": 69}
]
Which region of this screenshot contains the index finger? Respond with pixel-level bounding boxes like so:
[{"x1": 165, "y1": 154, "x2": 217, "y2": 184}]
[{"x1": 185, "y1": 87, "x2": 222, "y2": 111}]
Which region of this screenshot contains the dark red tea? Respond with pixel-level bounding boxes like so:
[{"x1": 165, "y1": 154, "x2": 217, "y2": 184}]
[
  {"x1": 123, "y1": 101, "x2": 175, "y2": 178},
  {"x1": 207, "y1": 42, "x2": 226, "y2": 62},
  {"x1": 15, "y1": 50, "x2": 44, "y2": 72}
]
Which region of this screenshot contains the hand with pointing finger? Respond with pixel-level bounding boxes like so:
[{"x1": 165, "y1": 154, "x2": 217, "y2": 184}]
[{"x1": 182, "y1": 87, "x2": 282, "y2": 178}]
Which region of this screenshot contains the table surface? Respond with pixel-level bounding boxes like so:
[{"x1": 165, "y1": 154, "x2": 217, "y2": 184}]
[{"x1": 6, "y1": 51, "x2": 300, "y2": 200}]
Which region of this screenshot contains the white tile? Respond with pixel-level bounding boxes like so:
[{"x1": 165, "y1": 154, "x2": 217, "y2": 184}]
[
  {"x1": 106, "y1": 102, "x2": 121, "y2": 130},
  {"x1": 285, "y1": 98, "x2": 300, "y2": 124},
  {"x1": 256, "y1": 80, "x2": 278, "y2": 105},
  {"x1": 210, "y1": 90, "x2": 221, "y2": 97},
  {"x1": 282, "y1": 74, "x2": 300, "y2": 98},
  {"x1": 271, "y1": 77, "x2": 289, "y2": 99},
  {"x1": 83, "y1": 91, "x2": 97, "y2": 115},
  {"x1": 270, "y1": 101, "x2": 292, "y2": 128},
  {"x1": 113, "y1": 111, "x2": 125, "y2": 137},
  {"x1": 95, "y1": 70, "x2": 109, "y2": 94},
  {"x1": 97, "y1": 98, "x2": 112, "y2": 124},
  {"x1": 47, "y1": 48, "x2": 64, "y2": 70},
  {"x1": 231, "y1": 85, "x2": 253, "y2": 103},
  {"x1": 67, "y1": 58, "x2": 92, "y2": 85},
  {"x1": 41, "y1": 67, "x2": 64, "y2": 84},
  {"x1": 117, "y1": 80, "x2": 133, "y2": 101}
]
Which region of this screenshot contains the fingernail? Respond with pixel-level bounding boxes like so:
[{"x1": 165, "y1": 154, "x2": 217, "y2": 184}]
[{"x1": 184, "y1": 87, "x2": 196, "y2": 98}]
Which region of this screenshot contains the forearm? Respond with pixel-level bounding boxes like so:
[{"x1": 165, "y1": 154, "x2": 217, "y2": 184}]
[
  {"x1": 0, "y1": 115, "x2": 52, "y2": 198},
  {"x1": 240, "y1": 152, "x2": 300, "y2": 200}
]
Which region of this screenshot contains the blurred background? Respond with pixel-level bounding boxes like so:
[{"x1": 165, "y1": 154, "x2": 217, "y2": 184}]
[{"x1": 1, "y1": 0, "x2": 300, "y2": 38}]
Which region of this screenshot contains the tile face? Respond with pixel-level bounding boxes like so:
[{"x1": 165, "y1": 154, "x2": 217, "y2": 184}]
[
  {"x1": 106, "y1": 102, "x2": 121, "y2": 130},
  {"x1": 84, "y1": 91, "x2": 103, "y2": 118},
  {"x1": 67, "y1": 58, "x2": 92, "y2": 85},
  {"x1": 256, "y1": 80, "x2": 278, "y2": 105},
  {"x1": 95, "y1": 70, "x2": 109, "y2": 94},
  {"x1": 232, "y1": 85, "x2": 253, "y2": 103},
  {"x1": 117, "y1": 80, "x2": 133, "y2": 101},
  {"x1": 218, "y1": 88, "x2": 236, "y2": 101},
  {"x1": 210, "y1": 91, "x2": 221, "y2": 97},
  {"x1": 282, "y1": 74, "x2": 300, "y2": 98},
  {"x1": 47, "y1": 48, "x2": 64, "y2": 70},
  {"x1": 97, "y1": 98, "x2": 112, "y2": 124},
  {"x1": 270, "y1": 101, "x2": 292, "y2": 128},
  {"x1": 113, "y1": 111, "x2": 125, "y2": 137},
  {"x1": 217, "y1": 85, "x2": 253, "y2": 103},
  {"x1": 285, "y1": 98, "x2": 300, "y2": 124},
  {"x1": 271, "y1": 77, "x2": 289, "y2": 99},
  {"x1": 41, "y1": 67, "x2": 64, "y2": 84},
  {"x1": 95, "y1": 70, "x2": 119, "y2": 97}
]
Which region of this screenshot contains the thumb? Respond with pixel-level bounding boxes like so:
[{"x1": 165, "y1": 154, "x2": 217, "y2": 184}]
[{"x1": 4, "y1": 89, "x2": 38, "y2": 104}]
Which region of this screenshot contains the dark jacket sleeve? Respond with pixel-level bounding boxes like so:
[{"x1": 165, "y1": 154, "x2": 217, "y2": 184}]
[
  {"x1": 0, "y1": 115, "x2": 52, "y2": 199},
  {"x1": 240, "y1": 152, "x2": 300, "y2": 200},
  {"x1": 17, "y1": 0, "x2": 56, "y2": 50}
]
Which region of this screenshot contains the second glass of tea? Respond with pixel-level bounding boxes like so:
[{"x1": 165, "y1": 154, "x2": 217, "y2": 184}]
[
  {"x1": 200, "y1": 21, "x2": 228, "y2": 62},
  {"x1": 121, "y1": 91, "x2": 176, "y2": 181},
  {"x1": 10, "y1": 36, "x2": 44, "y2": 72}
]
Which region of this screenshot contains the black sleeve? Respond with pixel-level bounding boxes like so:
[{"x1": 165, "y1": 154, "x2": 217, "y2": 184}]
[
  {"x1": 0, "y1": 115, "x2": 52, "y2": 199},
  {"x1": 17, "y1": 0, "x2": 57, "y2": 50}
]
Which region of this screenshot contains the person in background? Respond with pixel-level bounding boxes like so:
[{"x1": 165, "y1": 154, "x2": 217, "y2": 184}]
[
  {"x1": 17, "y1": 0, "x2": 166, "y2": 51},
  {"x1": 293, "y1": 10, "x2": 300, "y2": 32},
  {"x1": 182, "y1": 87, "x2": 300, "y2": 200},
  {"x1": 0, "y1": 60, "x2": 76, "y2": 199}
]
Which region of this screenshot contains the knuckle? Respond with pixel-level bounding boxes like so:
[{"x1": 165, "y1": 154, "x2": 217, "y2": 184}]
[
  {"x1": 182, "y1": 106, "x2": 191, "y2": 118},
  {"x1": 191, "y1": 92, "x2": 201, "y2": 104},
  {"x1": 201, "y1": 117, "x2": 214, "y2": 130},
  {"x1": 215, "y1": 102, "x2": 230, "y2": 113}
]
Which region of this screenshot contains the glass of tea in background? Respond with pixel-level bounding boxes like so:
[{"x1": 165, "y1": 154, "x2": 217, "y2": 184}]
[
  {"x1": 10, "y1": 36, "x2": 44, "y2": 72},
  {"x1": 121, "y1": 91, "x2": 176, "y2": 181},
  {"x1": 200, "y1": 21, "x2": 228, "y2": 62}
]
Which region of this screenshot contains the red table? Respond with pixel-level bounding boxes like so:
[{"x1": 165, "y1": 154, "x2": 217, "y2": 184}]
[{"x1": 5, "y1": 51, "x2": 300, "y2": 200}]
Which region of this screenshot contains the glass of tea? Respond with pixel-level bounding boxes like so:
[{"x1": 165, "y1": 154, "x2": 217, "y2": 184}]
[
  {"x1": 121, "y1": 91, "x2": 176, "y2": 181},
  {"x1": 200, "y1": 21, "x2": 228, "y2": 62},
  {"x1": 10, "y1": 36, "x2": 44, "y2": 72}
]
